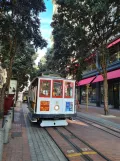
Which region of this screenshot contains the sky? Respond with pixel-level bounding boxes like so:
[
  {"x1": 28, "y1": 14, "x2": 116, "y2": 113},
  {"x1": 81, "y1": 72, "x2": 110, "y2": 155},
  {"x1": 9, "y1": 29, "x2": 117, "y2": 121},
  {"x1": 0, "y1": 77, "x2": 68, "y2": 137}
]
[{"x1": 35, "y1": 0, "x2": 53, "y2": 65}]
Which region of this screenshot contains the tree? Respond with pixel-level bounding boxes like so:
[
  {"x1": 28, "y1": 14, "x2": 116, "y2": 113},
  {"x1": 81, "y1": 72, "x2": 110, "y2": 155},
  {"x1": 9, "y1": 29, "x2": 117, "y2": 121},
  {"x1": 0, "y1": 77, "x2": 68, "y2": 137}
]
[
  {"x1": 45, "y1": 48, "x2": 57, "y2": 71},
  {"x1": 51, "y1": 1, "x2": 90, "y2": 77},
  {"x1": 35, "y1": 48, "x2": 64, "y2": 77},
  {"x1": 0, "y1": 0, "x2": 47, "y2": 116},
  {"x1": 12, "y1": 43, "x2": 37, "y2": 92},
  {"x1": 51, "y1": 15, "x2": 74, "y2": 75},
  {"x1": 52, "y1": 0, "x2": 120, "y2": 115}
]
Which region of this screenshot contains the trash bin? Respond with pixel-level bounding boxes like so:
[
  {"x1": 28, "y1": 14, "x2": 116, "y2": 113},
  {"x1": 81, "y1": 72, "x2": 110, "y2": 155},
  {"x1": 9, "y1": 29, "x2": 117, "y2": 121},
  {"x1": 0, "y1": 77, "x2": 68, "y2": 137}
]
[
  {"x1": 8, "y1": 94, "x2": 14, "y2": 107},
  {"x1": 4, "y1": 96, "x2": 14, "y2": 115}
]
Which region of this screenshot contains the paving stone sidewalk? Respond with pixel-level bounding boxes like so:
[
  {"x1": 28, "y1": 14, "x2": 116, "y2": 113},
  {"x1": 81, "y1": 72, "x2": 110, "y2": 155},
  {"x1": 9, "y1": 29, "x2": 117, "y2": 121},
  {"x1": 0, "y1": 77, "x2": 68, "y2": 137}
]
[
  {"x1": 2, "y1": 107, "x2": 32, "y2": 161},
  {"x1": 1, "y1": 103, "x2": 120, "y2": 161},
  {"x1": 2, "y1": 104, "x2": 68, "y2": 161},
  {"x1": 77, "y1": 104, "x2": 120, "y2": 125}
]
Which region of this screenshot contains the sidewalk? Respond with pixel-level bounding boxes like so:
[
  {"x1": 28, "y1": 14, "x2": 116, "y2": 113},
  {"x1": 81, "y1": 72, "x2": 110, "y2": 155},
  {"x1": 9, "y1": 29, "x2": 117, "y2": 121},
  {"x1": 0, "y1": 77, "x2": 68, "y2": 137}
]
[
  {"x1": 1, "y1": 103, "x2": 120, "y2": 161},
  {"x1": 1, "y1": 104, "x2": 68, "y2": 161},
  {"x1": 2, "y1": 106, "x2": 32, "y2": 161},
  {"x1": 77, "y1": 104, "x2": 120, "y2": 124}
]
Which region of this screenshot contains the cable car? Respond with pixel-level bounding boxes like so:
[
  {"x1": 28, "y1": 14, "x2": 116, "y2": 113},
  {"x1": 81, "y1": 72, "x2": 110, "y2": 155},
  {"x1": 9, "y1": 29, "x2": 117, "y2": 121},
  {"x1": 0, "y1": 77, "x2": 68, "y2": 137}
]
[
  {"x1": 28, "y1": 74, "x2": 76, "y2": 127},
  {"x1": 23, "y1": 91, "x2": 28, "y2": 102}
]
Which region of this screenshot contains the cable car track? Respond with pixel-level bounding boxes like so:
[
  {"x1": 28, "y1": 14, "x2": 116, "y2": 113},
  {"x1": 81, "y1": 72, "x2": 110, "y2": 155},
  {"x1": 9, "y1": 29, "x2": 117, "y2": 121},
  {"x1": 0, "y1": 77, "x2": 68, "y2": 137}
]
[
  {"x1": 54, "y1": 127, "x2": 95, "y2": 161},
  {"x1": 46, "y1": 127, "x2": 112, "y2": 161},
  {"x1": 63, "y1": 127, "x2": 112, "y2": 161},
  {"x1": 76, "y1": 116, "x2": 120, "y2": 138}
]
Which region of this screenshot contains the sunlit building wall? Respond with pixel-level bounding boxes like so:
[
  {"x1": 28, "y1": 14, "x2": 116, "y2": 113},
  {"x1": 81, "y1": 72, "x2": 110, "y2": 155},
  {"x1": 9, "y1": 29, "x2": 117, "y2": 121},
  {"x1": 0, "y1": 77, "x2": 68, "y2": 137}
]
[{"x1": 52, "y1": 0, "x2": 58, "y2": 14}]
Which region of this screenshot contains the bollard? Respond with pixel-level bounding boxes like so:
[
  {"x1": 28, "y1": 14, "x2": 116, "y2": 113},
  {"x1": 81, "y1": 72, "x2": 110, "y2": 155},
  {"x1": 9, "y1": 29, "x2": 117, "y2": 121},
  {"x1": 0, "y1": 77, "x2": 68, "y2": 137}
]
[
  {"x1": 7, "y1": 114, "x2": 12, "y2": 130},
  {"x1": 8, "y1": 110, "x2": 13, "y2": 123},
  {"x1": 3, "y1": 116, "x2": 9, "y2": 144},
  {"x1": 0, "y1": 129, "x2": 4, "y2": 161},
  {"x1": 3, "y1": 115, "x2": 11, "y2": 131},
  {"x1": 10, "y1": 107, "x2": 14, "y2": 122},
  {"x1": 8, "y1": 110, "x2": 13, "y2": 129}
]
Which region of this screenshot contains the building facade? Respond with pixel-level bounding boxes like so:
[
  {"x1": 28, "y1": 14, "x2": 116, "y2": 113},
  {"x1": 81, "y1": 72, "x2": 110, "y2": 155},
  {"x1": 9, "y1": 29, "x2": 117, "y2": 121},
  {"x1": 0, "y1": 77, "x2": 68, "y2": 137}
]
[
  {"x1": 0, "y1": 62, "x2": 7, "y2": 89},
  {"x1": 78, "y1": 37, "x2": 120, "y2": 109},
  {"x1": 52, "y1": 0, "x2": 58, "y2": 14}
]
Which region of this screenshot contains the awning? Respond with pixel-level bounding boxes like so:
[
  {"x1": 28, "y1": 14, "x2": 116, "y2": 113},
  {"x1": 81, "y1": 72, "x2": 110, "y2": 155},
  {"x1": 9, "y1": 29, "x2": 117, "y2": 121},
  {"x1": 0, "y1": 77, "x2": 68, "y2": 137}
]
[
  {"x1": 93, "y1": 69, "x2": 120, "y2": 83},
  {"x1": 107, "y1": 38, "x2": 120, "y2": 48},
  {"x1": 78, "y1": 76, "x2": 96, "y2": 86}
]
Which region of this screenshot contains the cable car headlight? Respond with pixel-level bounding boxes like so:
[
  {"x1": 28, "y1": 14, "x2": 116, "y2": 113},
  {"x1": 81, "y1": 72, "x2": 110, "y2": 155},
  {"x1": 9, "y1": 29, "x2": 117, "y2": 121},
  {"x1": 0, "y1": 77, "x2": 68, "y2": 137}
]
[{"x1": 54, "y1": 105, "x2": 59, "y2": 111}]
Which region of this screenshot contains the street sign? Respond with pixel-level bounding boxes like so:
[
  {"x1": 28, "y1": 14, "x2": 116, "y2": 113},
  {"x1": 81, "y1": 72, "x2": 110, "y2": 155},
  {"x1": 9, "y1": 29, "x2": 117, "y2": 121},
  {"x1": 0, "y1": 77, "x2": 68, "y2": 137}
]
[{"x1": 9, "y1": 80, "x2": 17, "y2": 94}]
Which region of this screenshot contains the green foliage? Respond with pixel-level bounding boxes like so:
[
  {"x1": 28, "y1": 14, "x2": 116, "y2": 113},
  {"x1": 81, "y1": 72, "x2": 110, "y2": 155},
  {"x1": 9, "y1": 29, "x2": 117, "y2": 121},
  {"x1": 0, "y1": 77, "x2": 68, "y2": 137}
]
[
  {"x1": 0, "y1": 0, "x2": 48, "y2": 114},
  {"x1": 45, "y1": 48, "x2": 56, "y2": 71},
  {"x1": 52, "y1": 0, "x2": 120, "y2": 78},
  {"x1": 0, "y1": 0, "x2": 47, "y2": 52},
  {"x1": 12, "y1": 43, "x2": 36, "y2": 91},
  {"x1": 0, "y1": 0, "x2": 47, "y2": 88},
  {"x1": 34, "y1": 47, "x2": 65, "y2": 78},
  {"x1": 29, "y1": 67, "x2": 40, "y2": 81}
]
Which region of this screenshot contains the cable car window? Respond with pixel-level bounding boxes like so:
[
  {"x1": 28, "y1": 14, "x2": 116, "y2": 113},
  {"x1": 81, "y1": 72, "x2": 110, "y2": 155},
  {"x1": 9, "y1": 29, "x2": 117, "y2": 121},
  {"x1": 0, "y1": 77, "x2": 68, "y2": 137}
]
[
  {"x1": 52, "y1": 80, "x2": 63, "y2": 98},
  {"x1": 64, "y1": 82, "x2": 74, "y2": 98},
  {"x1": 39, "y1": 80, "x2": 51, "y2": 97}
]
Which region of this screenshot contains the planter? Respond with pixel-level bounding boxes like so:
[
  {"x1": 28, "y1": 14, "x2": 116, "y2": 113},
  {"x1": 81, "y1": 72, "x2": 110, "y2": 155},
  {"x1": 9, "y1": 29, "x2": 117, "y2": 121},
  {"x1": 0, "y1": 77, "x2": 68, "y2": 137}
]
[{"x1": 4, "y1": 97, "x2": 14, "y2": 115}]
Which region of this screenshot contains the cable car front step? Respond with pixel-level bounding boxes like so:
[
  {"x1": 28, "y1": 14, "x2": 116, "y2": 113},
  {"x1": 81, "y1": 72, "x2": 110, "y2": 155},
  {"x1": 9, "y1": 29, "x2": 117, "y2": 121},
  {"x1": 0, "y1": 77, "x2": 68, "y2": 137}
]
[{"x1": 40, "y1": 119, "x2": 68, "y2": 127}]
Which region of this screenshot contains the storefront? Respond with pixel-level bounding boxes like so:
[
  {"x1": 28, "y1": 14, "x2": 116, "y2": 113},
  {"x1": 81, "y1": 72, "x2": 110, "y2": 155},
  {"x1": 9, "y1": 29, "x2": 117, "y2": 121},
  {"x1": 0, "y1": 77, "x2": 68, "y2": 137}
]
[
  {"x1": 80, "y1": 84, "x2": 96, "y2": 106},
  {"x1": 79, "y1": 69, "x2": 120, "y2": 109},
  {"x1": 108, "y1": 79, "x2": 120, "y2": 109}
]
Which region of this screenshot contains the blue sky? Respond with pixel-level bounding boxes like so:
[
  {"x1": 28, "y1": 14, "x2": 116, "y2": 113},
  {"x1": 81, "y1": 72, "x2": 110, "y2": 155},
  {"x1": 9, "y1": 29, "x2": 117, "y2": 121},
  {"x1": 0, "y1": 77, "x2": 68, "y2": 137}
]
[
  {"x1": 35, "y1": 0, "x2": 53, "y2": 64},
  {"x1": 40, "y1": 0, "x2": 53, "y2": 46}
]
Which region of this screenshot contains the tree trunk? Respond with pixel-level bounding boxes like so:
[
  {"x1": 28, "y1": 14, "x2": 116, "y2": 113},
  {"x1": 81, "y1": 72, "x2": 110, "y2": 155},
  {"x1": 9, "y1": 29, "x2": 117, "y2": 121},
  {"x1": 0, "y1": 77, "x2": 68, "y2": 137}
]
[
  {"x1": 0, "y1": 36, "x2": 17, "y2": 117},
  {"x1": 103, "y1": 77, "x2": 109, "y2": 115},
  {"x1": 99, "y1": 45, "x2": 109, "y2": 115},
  {"x1": 0, "y1": 87, "x2": 5, "y2": 117},
  {"x1": 0, "y1": 57, "x2": 14, "y2": 117}
]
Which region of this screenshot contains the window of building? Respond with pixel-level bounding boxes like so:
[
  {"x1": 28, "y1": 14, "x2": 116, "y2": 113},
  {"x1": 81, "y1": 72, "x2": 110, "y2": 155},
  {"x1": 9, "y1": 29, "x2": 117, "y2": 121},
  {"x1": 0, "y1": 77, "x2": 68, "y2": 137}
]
[
  {"x1": 83, "y1": 59, "x2": 96, "y2": 74},
  {"x1": 109, "y1": 51, "x2": 120, "y2": 64},
  {"x1": 39, "y1": 80, "x2": 51, "y2": 97},
  {"x1": 108, "y1": 83, "x2": 114, "y2": 106},
  {"x1": 64, "y1": 82, "x2": 74, "y2": 98},
  {"x1": 109, "y1": 42, "x2": 120, "y2": 64},
  {"x1": 52, "y1": 80, "x2": 63, "y2": 98},
  {"x1": 81, "y1": 85, "x2": 96, "y2": 105},
  {"x1": 89, "y1": 86, "x2": 96, "y2": 103},
  {"x1": 101, "y1": 84, "x2": 104, "y2": 104},
  {"x1": 81, "y1": 87, "x2": 86, "y2": 103}
]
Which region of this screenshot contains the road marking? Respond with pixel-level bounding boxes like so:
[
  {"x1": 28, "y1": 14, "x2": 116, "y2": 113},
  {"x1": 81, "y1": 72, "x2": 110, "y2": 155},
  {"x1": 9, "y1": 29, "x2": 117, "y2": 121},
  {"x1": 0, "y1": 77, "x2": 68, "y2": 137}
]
[
  {"x1": 67, "y1": 151, "x2": 97, "y2": 157},
  {"x1": 81, "y1": 148, "x2": 91, "y2": 151},
  {"x1": 67, "y1": 150, "x2": 75, "y2": 153}
]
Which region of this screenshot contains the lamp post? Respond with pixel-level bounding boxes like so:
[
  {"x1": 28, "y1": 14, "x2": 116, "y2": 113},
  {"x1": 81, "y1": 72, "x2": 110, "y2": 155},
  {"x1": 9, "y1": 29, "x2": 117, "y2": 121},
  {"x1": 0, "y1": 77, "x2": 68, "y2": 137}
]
[{"x1": 86, "y1": 84, "x2": 90, "y2": 111}]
